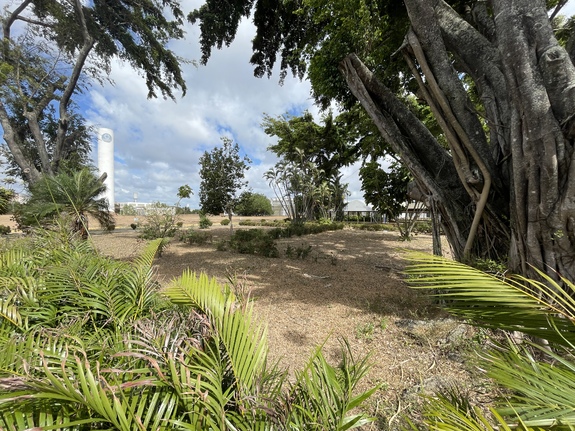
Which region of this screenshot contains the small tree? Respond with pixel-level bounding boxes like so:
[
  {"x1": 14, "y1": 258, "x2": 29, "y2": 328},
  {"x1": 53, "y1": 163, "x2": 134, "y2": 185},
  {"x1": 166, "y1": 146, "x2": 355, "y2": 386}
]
[
  {"x1": 360, "y1": 161, "x2": 424, "y2": 240},
  {"x1": 16, "y1": 168, "x2": 113, "y2": 238},
  {"x1": 199, "y1": 137, "x2": 250, "y2": 230},
  {"x1": 236, "y1": 192, "x2": 273, "y2": 216},
  {"x1": 140, "y1": 185, "x2": 192, "y2": 241}
]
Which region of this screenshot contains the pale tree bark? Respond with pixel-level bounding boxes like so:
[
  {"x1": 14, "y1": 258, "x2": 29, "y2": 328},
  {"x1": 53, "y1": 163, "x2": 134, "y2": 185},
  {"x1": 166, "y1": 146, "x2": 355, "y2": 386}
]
[
  {"x1": 340, "y1": 0, "x2": 575, "y2": 281},
  {"x1": 0, "y1": 0, "x2": 94, "y2": 184}
]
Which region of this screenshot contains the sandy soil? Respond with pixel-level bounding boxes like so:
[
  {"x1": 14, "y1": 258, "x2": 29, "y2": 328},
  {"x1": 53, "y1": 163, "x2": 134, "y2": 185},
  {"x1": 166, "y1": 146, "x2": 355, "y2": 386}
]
[{"x1": 0, "y1": 214, "x2": 493, "y2": 429}]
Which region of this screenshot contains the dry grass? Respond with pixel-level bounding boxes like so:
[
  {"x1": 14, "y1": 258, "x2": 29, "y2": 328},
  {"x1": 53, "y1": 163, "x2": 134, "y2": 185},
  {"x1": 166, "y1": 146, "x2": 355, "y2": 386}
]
[{"x1": 2, "y1": 214, "x2": 493, "y2": 430}]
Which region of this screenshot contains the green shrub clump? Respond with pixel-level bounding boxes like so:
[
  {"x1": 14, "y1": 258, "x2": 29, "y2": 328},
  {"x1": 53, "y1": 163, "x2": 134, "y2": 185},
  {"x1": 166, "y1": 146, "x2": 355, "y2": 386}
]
[
  {"x1": 0, "y1": 225, "x2": 11, "y2": 235},
  {"x1": 220, "y1": 219, "x2": 230, "y2": 226},
  {"x1": 199, "y1": 214, "x2": 213, "y2": 229},
  {"x1": 228, "y1": 229, "x2": 279, "y2": 257},
  {"x1": 179, "y1": 229, "x2": 213, "y2": 245}
]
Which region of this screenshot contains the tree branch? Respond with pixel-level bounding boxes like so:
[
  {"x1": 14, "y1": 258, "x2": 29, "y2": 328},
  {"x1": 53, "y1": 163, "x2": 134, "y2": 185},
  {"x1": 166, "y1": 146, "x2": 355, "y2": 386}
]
[
  {"x1": 0, "y1": 101, "x2": 41, "y2": 184},
  {"x1": 54, "y1": 0, "x2": 95, "y2": 167},
  {"x1": 2, "y1": 0, "x2": 33, "y2": 41}
]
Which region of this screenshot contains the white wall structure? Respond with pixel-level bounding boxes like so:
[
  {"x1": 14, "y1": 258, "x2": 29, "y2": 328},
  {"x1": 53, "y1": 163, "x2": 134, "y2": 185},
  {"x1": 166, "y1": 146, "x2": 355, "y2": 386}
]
[{"x1": 97, "y1": 128, "x2": 115, "y2": 212}]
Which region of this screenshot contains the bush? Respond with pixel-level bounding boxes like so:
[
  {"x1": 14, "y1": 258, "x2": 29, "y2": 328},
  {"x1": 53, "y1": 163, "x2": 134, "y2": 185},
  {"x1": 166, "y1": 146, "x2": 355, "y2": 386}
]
[
  {"x1": 139, "y1": 203, "x2": 180, "y2": 240},
  {"x1": 120, "y1": 204, "x2": 137, "y2": 216},
  {"x1": 238, "y1": 219, "x2": 259, "y2": 226},
  {"x1": 220, "y1": 219, "x2": 230, "y2": 226},
  {"x1": 228, "y1": 229, "x2": 279, "y2": 257},
  {"x1": 130, "y1": 223, "x2": 137, "y2": 230},
  {"x1": 413, "y1": 220, "x2": 433, "y2": 234},
  {"x1": 0, "y1": 225, "x2": 11, "y2": 235},
  {"x1": 199, "y1": 214, "x2": 213, "y2": 229},
  {"x1": 179, "y1": 229, "x2": 213, "y2": 245}
]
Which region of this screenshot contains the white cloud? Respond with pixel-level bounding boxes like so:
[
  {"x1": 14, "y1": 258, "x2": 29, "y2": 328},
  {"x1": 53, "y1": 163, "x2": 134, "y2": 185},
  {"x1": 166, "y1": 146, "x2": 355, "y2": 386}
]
[{"x1": 82, "y1": 13, "x2": 345, "y2": 209}]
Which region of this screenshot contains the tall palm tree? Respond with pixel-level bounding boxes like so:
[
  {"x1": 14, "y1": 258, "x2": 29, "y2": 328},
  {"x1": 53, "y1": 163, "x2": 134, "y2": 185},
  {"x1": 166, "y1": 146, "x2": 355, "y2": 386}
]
[
  {"x1": 405, "y1": 252, "x2": 575, "y2": 430},
  {"x1": 22, "y1": 168, "x2": 114, "y2": 238}
]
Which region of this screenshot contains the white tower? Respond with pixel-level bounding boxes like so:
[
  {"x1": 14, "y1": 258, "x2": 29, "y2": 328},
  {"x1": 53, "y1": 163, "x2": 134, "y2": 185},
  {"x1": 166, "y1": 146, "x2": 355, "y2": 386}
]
[{"x1": 97, "y1": 128, "x2": 115, "y2": 212}]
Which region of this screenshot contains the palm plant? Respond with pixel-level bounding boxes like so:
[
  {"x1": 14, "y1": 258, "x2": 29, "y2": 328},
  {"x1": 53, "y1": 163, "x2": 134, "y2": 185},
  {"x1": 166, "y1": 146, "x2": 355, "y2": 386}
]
[
  {"x1": 19, "y1": 168, "x2": 114, "y2": 237},
  {"x1": 0, "y1": 226, "x2": 377, "y2": 430},
  {"x1": 405, "y1": 252, "x2": 575, "y2": 430}
]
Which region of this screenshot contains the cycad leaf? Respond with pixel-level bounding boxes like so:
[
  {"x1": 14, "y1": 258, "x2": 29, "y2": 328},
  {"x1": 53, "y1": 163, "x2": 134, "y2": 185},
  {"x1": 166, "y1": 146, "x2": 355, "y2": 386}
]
[{"x1": 405, "y1": 252, "x2": 575, "y2": 346}]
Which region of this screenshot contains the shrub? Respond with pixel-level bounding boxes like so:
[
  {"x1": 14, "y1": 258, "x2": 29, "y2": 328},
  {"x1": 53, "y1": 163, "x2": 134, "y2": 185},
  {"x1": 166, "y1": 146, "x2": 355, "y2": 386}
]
[
  {"x1": 139, "y1": 203, "x2": 179, "y2": 240},
  {"x1": 229, "y1": 229, "x2": 279, "y2": 257},
  {"x1": 238, "y1": 219, "x2": 259, "y2": 226},
  {"x1": 221, "y1": 219, "x2": 230, "y2": 226},
  {"x1": 413, "y1": 220, "x2": 433, "y2": 234},
  {"x1": 199, "y1": 214, "x2": 212, "y2": 229},
  {"x1": 0, "y1": 225, "x2": 11, "y2": 235},
  {"x1": 120, "y1": 204, "x2": 137, "y2": 216},
  {"x1": 180, "y1": 229, "x2": 213, "y2": 245},
  {"x1": 130, "y1": 223, "x2": 137, "y2": 230}
]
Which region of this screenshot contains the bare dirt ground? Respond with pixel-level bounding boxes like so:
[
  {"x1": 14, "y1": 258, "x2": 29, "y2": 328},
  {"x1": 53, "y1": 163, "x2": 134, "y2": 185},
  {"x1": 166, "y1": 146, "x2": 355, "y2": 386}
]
[{"x1": 1, "y1": 214, "x2": 493, "y2": 429}]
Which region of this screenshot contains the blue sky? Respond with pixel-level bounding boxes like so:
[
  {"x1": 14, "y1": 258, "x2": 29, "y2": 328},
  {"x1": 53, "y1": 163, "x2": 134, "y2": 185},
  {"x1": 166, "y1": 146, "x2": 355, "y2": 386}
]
[
  {"x1": 83, "y1": 0, "x2": 331, "y2": 209},
  {"x1": 3, "y1": 0, "x2": 575, "y2": 209}
]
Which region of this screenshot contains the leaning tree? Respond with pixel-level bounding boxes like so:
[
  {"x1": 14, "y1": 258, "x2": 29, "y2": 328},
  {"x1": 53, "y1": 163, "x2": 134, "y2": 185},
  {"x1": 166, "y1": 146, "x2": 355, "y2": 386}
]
[
  {"x1": 0, "y1": 0, "x2": 187, "y2": 185},
  {"x1": 190, "y1": 0, "x2": 575, "y2": 282}
]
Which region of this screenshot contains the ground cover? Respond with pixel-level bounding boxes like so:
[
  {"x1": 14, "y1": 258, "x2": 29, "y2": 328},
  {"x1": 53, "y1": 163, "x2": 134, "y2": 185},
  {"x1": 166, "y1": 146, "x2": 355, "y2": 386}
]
[{"x1": 0, "y1": 214, "x2": 494, "y2": 429}]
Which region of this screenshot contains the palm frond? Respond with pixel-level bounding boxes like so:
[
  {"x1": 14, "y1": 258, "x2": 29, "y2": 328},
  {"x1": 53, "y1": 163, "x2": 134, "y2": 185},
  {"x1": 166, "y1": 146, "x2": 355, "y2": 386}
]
[
  {"x1": 287, "y1": 339, "x2": 378, "y2": 430},
  {"x1": 484, "y1": 339, "x2": 575, "y2": 428},
  {"x1": 405, "y1": 252, "x2": 575, "y2": 346}
]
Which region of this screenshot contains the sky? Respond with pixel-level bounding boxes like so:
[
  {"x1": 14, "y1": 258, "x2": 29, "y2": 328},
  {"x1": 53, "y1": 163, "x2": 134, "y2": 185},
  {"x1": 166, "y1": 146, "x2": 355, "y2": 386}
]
[
  {"x1": 3, "y1": 0, "x2": 575, "y2": 209},
  {"x1": 84, "y1": 0, "x2": 336, "y2": 209}
]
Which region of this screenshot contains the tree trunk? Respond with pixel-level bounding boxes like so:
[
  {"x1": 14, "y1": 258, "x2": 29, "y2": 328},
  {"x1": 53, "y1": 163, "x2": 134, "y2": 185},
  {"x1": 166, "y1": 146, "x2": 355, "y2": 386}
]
[{"x1": 340, "y1": 0, "x2": 575, "y2": 282}]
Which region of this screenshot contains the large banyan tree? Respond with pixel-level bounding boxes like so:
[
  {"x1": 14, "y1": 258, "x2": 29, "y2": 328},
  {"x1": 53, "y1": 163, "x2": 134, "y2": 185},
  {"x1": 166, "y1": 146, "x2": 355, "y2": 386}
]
[{"x1": 190, "y1": 0, "x2": 575, "y2": 282}]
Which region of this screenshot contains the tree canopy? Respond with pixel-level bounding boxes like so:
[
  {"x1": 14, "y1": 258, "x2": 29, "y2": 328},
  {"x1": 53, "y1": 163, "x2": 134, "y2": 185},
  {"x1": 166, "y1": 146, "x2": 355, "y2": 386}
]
[
  {"x1": 235, "y1": 191, "x2": 273, "y2": 216},
  {"x1": 189, "y1": 0, "x2": 575, "y2": 282},
  {"x1": 1, "y1": 0, "x2": 187, "y2": 185},
  {"x1": 198, "y1": 137, "x2": 251, "y2": 217}
]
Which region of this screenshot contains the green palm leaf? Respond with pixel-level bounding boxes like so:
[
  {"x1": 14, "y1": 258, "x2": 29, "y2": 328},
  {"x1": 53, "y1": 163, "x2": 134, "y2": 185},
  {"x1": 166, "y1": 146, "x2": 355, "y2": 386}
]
[{"x1": 405, "y1": 252, "x2": 575, "y2": 346}]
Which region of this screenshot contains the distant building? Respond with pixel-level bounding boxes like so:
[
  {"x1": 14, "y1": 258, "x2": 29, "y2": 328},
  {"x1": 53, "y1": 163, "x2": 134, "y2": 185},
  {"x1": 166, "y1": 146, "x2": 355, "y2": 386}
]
[
  {"x1": 116, "y1": 202, "x2": 174, "y2": 216},
  {"x1": 271, "y1": 198, "x2": 287, "y2": 216},
  {"x1": 340, "y1": 200, "x2": 383, "y2": 222}
]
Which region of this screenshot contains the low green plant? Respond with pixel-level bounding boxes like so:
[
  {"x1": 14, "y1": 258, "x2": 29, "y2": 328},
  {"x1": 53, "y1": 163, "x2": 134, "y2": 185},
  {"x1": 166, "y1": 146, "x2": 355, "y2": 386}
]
[
  {"x1": 0, "y1": 225, "x2": 10, "y2": 235},
  {"x1": 296, "y1": 243, "x2": 313, "y2": 259},
  {"x1": 229, "y1": 229, "x2": 279, "y2": 257},
  {"x1": 0, "y1": 227, "x2": 378, "y2": 430},
  {"x1": 355, "y1": 321, "x2": 375, "y2": 342},
  {"x1": 221, "y1": 218, "x2": 230, "y2": 225},
  {"x1": 179, "y1": 229, "x2": 213, "y2": 245},
  {"x1": 140, "y1": 203, "x2": 179, "y2": 239},
  {"x1": 405, "y1": 251, "x2": 575, "y2": 430},
  {"x1": 199, "y1": 213, "x2": 213, "y2": 229}
]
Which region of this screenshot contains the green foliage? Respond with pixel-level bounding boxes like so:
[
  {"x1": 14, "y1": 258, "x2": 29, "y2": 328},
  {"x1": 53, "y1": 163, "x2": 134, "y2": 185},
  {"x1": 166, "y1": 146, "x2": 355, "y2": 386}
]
[
  {"x1": 221, "y1": 218, "x2": 231, "y2": 225},
  {"x1": 0, "y1": 225, "x2": 377, "y2": 430},
  {"x1": 406, "y1": 252, "x2": 575, "y2": 429},
  {"x1": 199, "y1": 213, "x2": 213, "y2": 229},
  {"x1": 139, "y1": 202, "x2": 179, "y2": 240},
  {"x1": 264, "y1": 112, "x2": 353, "y2": 222},
  {"x1": 360, "y1": 160, "x2": 411, "y2": 220},
  {"x1": 235, "y1": 191, "x2": 273, "y2": 216},
  {"x1": 120, "y1": 204, "x2": 137, "y2": 215},
  {"x1": 179, "y1": 229, "x2": 213, "y2": 245},
  {"x1": 199, "y1": 137, "x2": 251, "y2": 216},
  {"x1": 139, "y1": 186, "x2": 191, "y2": 240},
  {"x1": 0, "y1": 188, "x2": 15, "y2": 214},
  {"x1": 228, "y1": 229, "x2": 280, "y2": 257},
  {"x1": 0, "y1": 225, "x2": 11, "y2": 235},
  {"x1": 16, "y1": 168, "x2": 113, "y2": 238}
]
